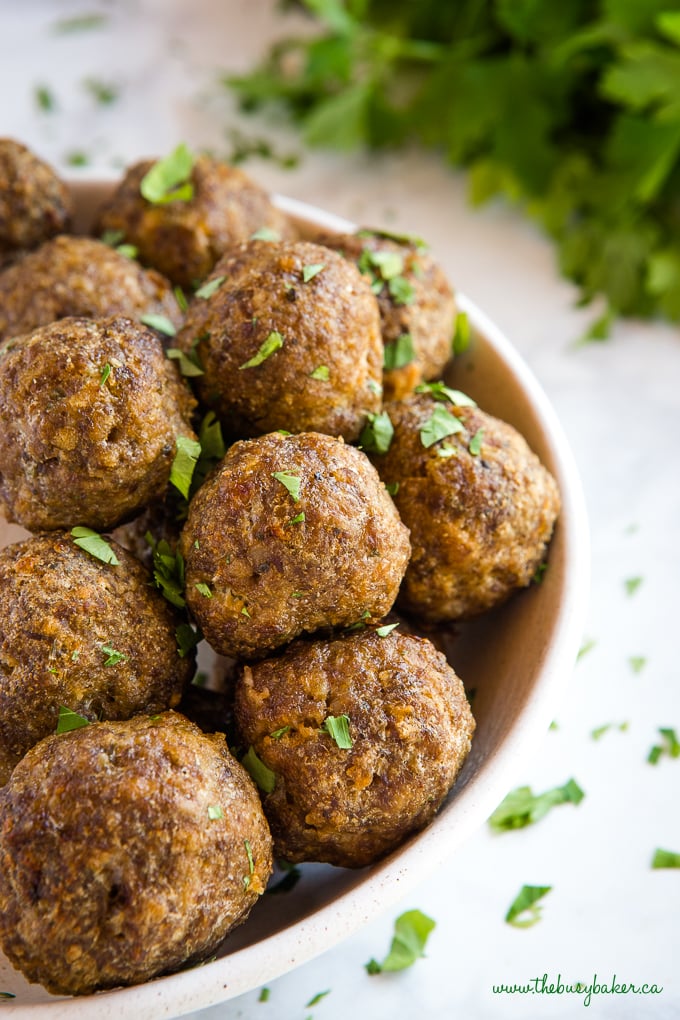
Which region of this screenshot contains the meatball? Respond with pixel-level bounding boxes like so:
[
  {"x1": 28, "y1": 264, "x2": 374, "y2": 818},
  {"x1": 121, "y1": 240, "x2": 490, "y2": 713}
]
[
  {"x1": 95, "y1": 153, "x2": 294, "y2": 289},
  {"x1": 235, "y1": 629, "x2": 474, "y2": 867},
  {"x1": 177, "y1": 240, "x2": 383, "y2": 441},
  {"x1": 0, "y1": 315, "x2": 196, "y2": 531},
  {"x1": 316, "y1": 229, "x2": 456, "y2": 400},
  {"x1": 0, "y1": 139, "x2": 72, "y2": 265},
  {"x1": 179, "y1": 432, "x2": 411, "y2": 659},
  {"x1": 0, "y1": 712, "x2": 273, "y2": 994},
  {"x1": 0, "y1": 532, "x2": 194, "y2": 784},
  {"x1": 0, "y1": 235, "x2": 182, "y2": 342},
  {"x1": 374, "y1": 391, "x2": 561, "y2": 621}
]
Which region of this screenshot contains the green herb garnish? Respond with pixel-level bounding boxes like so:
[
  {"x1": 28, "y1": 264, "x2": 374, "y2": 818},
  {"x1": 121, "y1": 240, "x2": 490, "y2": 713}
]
[
  {"x1": 420, "y1": 404, "x2": 464, "y2": 448},
  {"x1": 71, "y1": 527, "x2": 119, "y2": 566},
  {"x1": 267, "y1": 860, "x2": 301, "y2": 894},
  {"x1": 35, "y1": 85, "x2": 55, "y2": 111},
  {"x1": 286, "y1": 512, "x2": 306, "y2": 526},
  {"x1": 375, "y1": 622, "x2": 399, "y2": 637},
  {"x1": 272, "y1": 471, "x2": 301, "y2": 502},
  {"x1": 83, "y1": 77, "x2": 118, "y2": 105},
  {"x1": 505, "y1": 885, "x2": 552, "y2": 928},
  {"x1": 577, "y1": 637, "x2": 597, "y2": 661},
  {"x1": 99, "y1": 363, "x2": 112, "y2": 388},
  {"x1": 306, "y1": 990, "x2": 331, "y2": 1007},
  {"x1": 174, "y1": 286, "x2": 189, "y2": 312},
  {"x1": 140, "y1": 143, "x2": 195, "y2": 205},
  {"x1": 651, "y1": 848, "x2": 680, "y2": 869},
  {"x1": 101, "y1": 643, "x2": 127, "y2": 667},
  {"x1": 452, "y1": 312, "x2": 471, "y2": 355},
  {"x1": 250, "y1": 227, "x2": 280, "y2": 241},
  {"x1": 176, "y1": 623, "x2": 201, "y2": 658},
  {"x1": 302, "y1": 263, "x2": 325, "y2": 282},
  {"x1": 468, "y1": 428, "x2": 484, "y2": 456},
  {"x1": 309, "y1": 364, "x2": 330, "y2": 381},
  {"x1": 384, "y1": 481, "x2": 399, "y2": 496},
  {"x1": 359, "y1": 410, "x2": 394, "y2": 454},
  {"x1": 194, "y1": 582, "x2": 212, "y2": 599},
  {"x1": 147, "y1": 535, "x2": 186, "y2": 608},
  {"x1": 258, "y1": 987, "x2": 271, "y2": 1002},
  {"x1": 140, "y1": 313, "x2": 177, "y2": 336},
  {"x1": 170, "y1": 435, "x2": 201, "y2": 500},
  {"x1": 207, "y1": 805, "x2": 223, "y2": 820},
  {"x1": 624, "y1": 576, "x2": 644, "y2": 597},
  {"x1": 166, "y1": 346, "x2": 204, "y2": 377},
  {"x1": 270, "y1": 726, "x2": 291, "y2": 740},
  {"x1": 489, "y1": 779, "x2": 584, "y2": 832},
  {"x1": 647, "y1": 727, "x2": 680, "y2": 765},
  {"x1": 66, "y1": 150, "x2": 90, "y2": 167},
  {"x1": 242, "y1": 746, "x2": 276, "y2": 793},
  {"x1": 629, "y1": 655, "x2": 647, "y2": 674},
  {"x1": 239, "y1": 331, "x2": 284, "y2": 369},
  {"x1": 383, "y1": 333, "x2": 415, "y2": 371},
  {"x1": 388, "y1": 275, "x2": 416, "y2": 305},
  {"x1": 321, "y1": 714, "x2": 353, "y2": 749},
  {"x1": 56, "y1": 706, "x2": 90, "y2": 734},
  {"x1": 366, "y1": 909, "x2": 436, "y2": 974},
  {"x1": 52, "y1": 13, "x2": 107, "y2": 32},
  {"x1": 195, "y1": 276, "x2": 225, "y2": 300},
  {"x1": 415, "y1": 381, "x2": 476, "y2": 407}
]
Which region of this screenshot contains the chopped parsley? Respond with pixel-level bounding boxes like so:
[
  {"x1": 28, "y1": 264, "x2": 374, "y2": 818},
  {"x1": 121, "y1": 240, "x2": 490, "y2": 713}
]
[
  {"x1": 577, "y1": 637, "x2": 596, "y2": 661},
  {"x1": 357, "y1": 247, "x2": 416, "y2": 306},
  {"x1": 489, "y1": 779, "x2": 584, "y2": 832},
  {"x1": 468, "y1": 428, "x2": 484, "y2": 456},
  {"x1": 195, "y1": 276, "x2": 225, "y2": 300},
  {"x1": 99, "y1": 363, "x2": 112, "y2": 388},
  {"x1": 270, "y1": 726, "x2": 291, "y2": 740},
  {"x1": 35, "y1": 84, "x2": 56, "y2": 111},
  {"x1": 242, "y1": 746, "x2": 276, "y2": 793},
  {"x1": 56, "y1": 706, "x2": 90, "y2": 734},
  {"x1": 140, "y1": 143, "x2": 195, "y2": 205},
  {"x1": 505, "y1": 885, "x2": 552, "y2": 928},
  {"x1": 52, "y1": 13, "x2": 107, "y2": 32},
  {"x1": 629, "y1": 655, "x2": 647, "y2": 674},
  {"x1": 366, "y1": 909, "x2": 436, "y2": 974},
  {"x1": 140, "y1": 313, "x2": 177, "y2": 336},
  {"x1": 0, "y1": 992, "x2": 16, "y2": 999},
  {"x1": 71, "y1": 527, "x2": 119, "y2": 566},
  {"x1": 241, "y1": 606, "x2": 252, "y2": 618},
  {"x1": 207, "y1": 805, "x2": 223, "y2": 820},
  {"x1": 651, "y1": 848, "x2": 680, "y2": 869},
  {"x1": 258, "y1": 987, "x2": 271, "y2": 1002},
  {"x1": 166, "y1": 346, "x2": 204, "y2": 377},
  {"x1": 388, "y1": 275, "x2": 416, "y2": 305},
  {"x1": 383, "y1": 332, "x2": 415, "y2": 371},
  {"x1": 239, "y1": 331, "x2": 284, "y2": 369},
  {"x1": 71, "y1": 650, "x2": 80, "y2": 662},
  {"x1": 250, "y1": 227, "x2": 280, "y2": 241},
  {"x1": 83, "y1": 77, "x2": 118, "y2": 105},
  {"x1": 624, "y1": 576, "x2": 644, "y2": 597},
  {"x1": 170, "y1": 435, "x2": 202, "y2": 499},
  {"x1": 452, "y1": 311, "x2": 471, "y2": 354},
  {"x1": 591, "y1": 721, "x2": 628, "y2": 740},
  {"x1": 647, "y1": 727, "x2": 680, "y2": 765},
  {"x1": 306, "y1": 990, "x2": 331, "y2": 1007},
  {"x1": 415, "y1": 381, "x2": 476, "y2": 407},
  {"x1": 286, "y1": 512, "x2": 306, "y2": 526},
  {"x1": 267, "y1": 860, "x2": 301, "y2": 894},
  {"x1": 309, "y1": 364, "x2": 330, "y2": 381},
  {"x1": 272, "y1": 471, "x2": 301, "y2": 502},
  {"x1": 384, "y1": 481, "x2": 399, "y2": 496},
  {"x1": 66, "y1": 150, "x2": 90, "y2": 167},
  {"x1": 302, "y1": 263, "x2": 325, "y2": 282},
  {"x1": 176, "y1": 623, "x2": 201, "y2": 658},
  {"x1": 321, "y1": 714, "x2": 353, "y2": 749},
  {"x1": 420, "y1": 404, "x2": 464, "y2": 448},
  {"x1": 244, "y1": 838, "x2": 255, "y2": 876},
  {"x1": 532, "y1": 562, "x2": 548, "y2": 584},
  {"x1": 147, "y1": 535, "x2": 186, "y2": 608},
  {"x1": 101, "y1": 643, "x2": 127, "y2": 667},
  {"x1": 359, "y1": 410, "x2": 394, "y2": 454},
  {"x1": 376, "y1": 622, "x2": 399, "y2": 637},
  {"x1": 194, "y1": 582, "x2": 212, "y2": 598},
  {"x1": 174, "y1": 286, "x2": 189, "y2": 312}
]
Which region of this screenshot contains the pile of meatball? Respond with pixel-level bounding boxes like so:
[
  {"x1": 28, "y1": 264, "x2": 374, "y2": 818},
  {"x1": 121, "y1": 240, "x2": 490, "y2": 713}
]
[{"x1": 0, "y1": 139, "x2": 560, "y2": 997}]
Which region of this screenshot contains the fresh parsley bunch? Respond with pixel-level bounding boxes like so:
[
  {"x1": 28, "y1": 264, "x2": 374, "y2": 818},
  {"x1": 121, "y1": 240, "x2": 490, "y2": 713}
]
[{"x1": 228, "y1": 0, "x2": 680, "y2": 333}]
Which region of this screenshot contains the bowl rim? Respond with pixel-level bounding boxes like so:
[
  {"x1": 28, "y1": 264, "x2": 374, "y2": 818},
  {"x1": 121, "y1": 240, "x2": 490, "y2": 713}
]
[{"x1": 1, "y1": 190, "x2": 590, "y2": 1019}]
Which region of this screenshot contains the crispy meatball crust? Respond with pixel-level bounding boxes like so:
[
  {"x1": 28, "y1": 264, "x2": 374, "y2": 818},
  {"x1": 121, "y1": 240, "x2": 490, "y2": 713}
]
[
  {"x1": 0, "y1": 139, "x2": 72, "y2": 264},
  {"x1": 179, "y1": 432, "x2": 411, "y2": 659},
  {"x1": 374, "y1": 393, "x2": 561, "y2": 621},
  {"x1": 0, "y1": 532, "x2": 194, "y2": 784},
  {"x1": 235, "y1": 630, "x2": 475, "y2": 867},
  {"x1": 0, "y1": 236, "x2": 182, "y2": 341},
  {"x1": 315, "y1": 230, "x2": 456, "y2": 400},
  {"x1": 0, "y1": 315, "x2": 196, "y2": 531},
  {"x1": 0, "y1": 712, "x2": 273, "y2": 994},
  {"x1": 177, "y1": 240, "x2": 383, "y2": 441},
  {"x1": 94, "y1": 154, "x2": 294, "y2": 288}
]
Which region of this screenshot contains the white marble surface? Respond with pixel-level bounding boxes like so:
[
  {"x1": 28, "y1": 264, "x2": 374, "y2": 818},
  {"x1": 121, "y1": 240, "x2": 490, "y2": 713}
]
[{"x1": 1, "y1": 2, "x2": 679, "y2": 1018}]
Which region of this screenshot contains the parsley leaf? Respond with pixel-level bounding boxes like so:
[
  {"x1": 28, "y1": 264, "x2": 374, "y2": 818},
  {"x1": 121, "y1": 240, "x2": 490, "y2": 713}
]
[
  {"x1": 101, "y1": 643, "x2": 127, "y2": 667},
  {"x1": 624, "y1": 575, "x2": 644, "y2": 596},
  {"x1": 505, "y1": 885, "x2": 552, "y2": 928},
  {"x1": 415, "y1": 381, "x2": 476, "y2": 407},
  {"x1": 310, "y1": 364, "x2": 330, "y2": 381},
  {"x1": 141, "y1": 313, "x2": 176, "y2": 337},
  {"x1": 420, "y1": 404, "x2": 464, "y2": 448},
  {"x1": 56, "y1": 706, "x2": 90, "y2": 734},
  {"x1": 452, "y1": 311, "x2": 471, "y2": 354},
  {"x1": 239, "y1": 331, "x2": 284, "y2": 369},
  {"x1": 366, "y1": 910, "x2": 436, "y2": 974},
  {"x1": 489, "y1": 779, "x2": 584, "y2": 832},
  {"x1": 359, "y1": 410, "x2": 394, "y2": 454},
  {"x1": 383, "y1": 332, "x2": 415, "y2": 371},
  {"x1": 176, "y1": 623, "x2": 201, "y2": 657},
  {"x1": 195, "y1": 276, "x2": 225, "y2": 300},
  {"x1": 207, "y1": 805, "x2": 223, "y2": 820},
  {"x1": 71, "y1": 527, "x2": 119, "y2": 566},
  {"x1": 468, "y1": 428, "x2": 484, "y2": 456},
  {"x1": 140, "y1": 143, "x2": 195, "y2": 205},
  {"x1": 272, "y1": 471, "x2": 301, "y2": 502},
  {"x1": 147, "y1": 535, "x2": 186, "y2": 608},
  {"x1": 302, "y1": 263, "x2": 326, "y2": 282},
  {"x1": 651, "y1": 848, "x2": 680, "y2": 869},
  {"x1": 241, "y1": 746, "x2": 276, "y2": 793},
  {"x1": 166, "y1": 346, "x2": 204, "y2": 377},
  {"x1": 170, "y1": 435, "x2": 201, "y2": 500},
  {"x1": 321, "y1": 714, "x2": 353, "y2": 749},
  {"x1": 647, "y1": 727, "x2": 680, "y2": 765}
]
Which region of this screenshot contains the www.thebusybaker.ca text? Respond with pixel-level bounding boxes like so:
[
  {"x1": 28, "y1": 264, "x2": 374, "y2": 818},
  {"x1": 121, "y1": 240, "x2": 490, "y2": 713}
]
[{"x1": 492, "y1": 973, "x2": 663, "y2": 1008}]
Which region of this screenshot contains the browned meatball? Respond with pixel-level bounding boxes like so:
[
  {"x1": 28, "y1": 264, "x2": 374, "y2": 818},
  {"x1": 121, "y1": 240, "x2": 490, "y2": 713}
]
[
  {"x1": 94, "y1": 153, "x2": 294, "y2": 288},
  {"x1": 316, "y1": 229, "x2": 456, "y2": 400},
  {"x1": 0, "y1": 139, "x2": 72, "y2": 265},
  {"x1": 0, "y1": 711, "x2": 273, "y2": 994},
  {"x1": 0, "y1": 316, "x2": 196, "y2": 531},
  {"x1": 179, "y1": 432, "x2": 411, "y2": 659},
  {"x1": 0, "y1": 235, "x2": 183, "y2": 342},
  {"x1": 177, "y1": 240, "x2": 383, "y2": 441},
  {"x1": 0, "y1": 532, "x2": 194, "y2": 784},
  {"x1": 373, "y1": 390, "x2": 561, "y2": 621},
  {"x1": 235, "y1": 629, "x2": 474, "y2": 867}
]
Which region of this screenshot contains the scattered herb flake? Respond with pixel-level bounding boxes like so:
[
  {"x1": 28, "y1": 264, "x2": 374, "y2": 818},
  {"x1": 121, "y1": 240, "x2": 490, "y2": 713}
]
[
  {"x1": 174, "y1": 285, "x2": 189, "y2": 312},
  {"x1": 306, "y1": 990, "x2": 331, "y2": 1007},
  {"x1": 258, "y1": 987, "x2": 271, "y2": 1002},
  {"x1": 384, "y1": 481, "x2": 399, "y2": 496},
  {"x1": 166, "y1": 347, "x2": 204, "y2": 377},
  {"x1": 271, "y1": 470, "x2": 301, "y2": 502},
  {"x1": 195, "y1": 582, "x2": 212, "y2": 599},
  {"x1": 239, "y1": 331, "x2": 284, "y2": 369},
  {"x1": 56, "y1": 706, "x2": 90, "y2": 734},
  {"x1": 629, "y1": 655, "x2": 647, "y2": 674},
  {"x1": 71, "y1": 527, "x2": 119, "y2": 566},
  {"x1": 359, "y1": 410, "x2": 394, "y2": 454},
  {"x1": 267, "y1": 860, "x2": 302, "y2": 894},
  {"x1": 388, "y1": 275, "x2": 416, "y2": 305},
  {"x1": 35, "y1": 84, "x2": 55, "y2": 111},
  {"x1": 101, "y1": 229, "x2": 125, "y2": 247},
  {"x1": 468, "y1": 428, "x2": 484, "y2": 456},
  {"x1": 250, "y1": 226, "x2": 280, "y2": 241},
  {"x1": 624, "y1": 576, "x2": 644, "y2": 597},
  {"x1": 505, "y1": 885, "x2": 552, "y2": 928},
  {"x1": 302, "y1": 263, "x2": 325, "y2": 282},
  {"x1": 489, "y1": 779, "x2": 584, "y2": 832},
  {"x1": 99, "y1": 363, "x2": 112, "y2": 388},
  {"x1": 647, "y1": 727, "x2": 680, "y2": 765},
  {"x1": 452, "y1": 311, "x2": 471, "y2": 355},
  {"x1": 242, "y1": 746, "x2": 276, "y2": 793},
  {"x1": 415, "y1": 381, "x2": 476, "y2": 407},
  {"x1": 140, "y1": 143, "x2": 195, "y2": 205},
  {"x1": 592, "y1": 721, "x2": 629, "y2": 740},
  {"x1": 367, "y1": 378, "x2": 383, "y2": 396},
  {"x1": 101, "y1": 643, "x2": 127, "y2": 667},
  {"x1": 420, "y1": 404, "x2": 464, "y2": 448},
  {"x1": 270, "y1": 726, "x2": 291, "y2": 740},
  {"x1": 286, "y1": 511, "x2": 306, "y2": 526},
  {"x1": 577, "y1": 637, "x2": 596, "y2": 661},
  {"x1": 52, "y1": 13, "x2": 107, "y2": 32},
  {"x1": 244, "y1": 838, "x2": 255, "y2": 875},
  {"x1": 383, "y1": 332, "x2": 415, "y2": 371},
  {"x1": 71, "y1": 649, "x2": 80, "y2": 662},
  {"x1": 116, "y1": 243, "x2": 138, "y2": 259},
  {"x1": 66, "y1": 150, "x2": 89, "y2": 167},
  {"x1": 376, "y1": 622, "x2": 399, "y2": 637},
  {"x1": 366, "y1": 909, "x2": 436, "y2": 974},
  {"x1": 176, "y1": 623, "x2": 201, "y2": 658},
  {"x1": 309, "y1": 364, "x2": 330, "y2": 381},
  {"x1": 147, "y1": 536, "x2": 185, "y2": 608},
  {"x1": 0, "y1": 991, "x2": 16, "y2": 999},
  {"x1": 140, "y1": 313, "x2": 177, "y2": 336},
  {"x1": 207, "y1": 805, "x2": 223, "y2": 820},
  {"x1": 322, "y1": 714, "x2": 353, "y2": 749},
  {"x1": 195, "y1": 276, "x2": 226, "y2": 300},
  {"x1": 651, "y1": 848, "x2": 680, "y2": 869},
  {"x1": 241, "y1": 606, "x2": 251, "y2": 618},
  {"x1": 170, "y1": 435, "x2": 202, "y2": 500},
  {"x1": 83, "y1": 77, "x2": 118, "y2": 105}
]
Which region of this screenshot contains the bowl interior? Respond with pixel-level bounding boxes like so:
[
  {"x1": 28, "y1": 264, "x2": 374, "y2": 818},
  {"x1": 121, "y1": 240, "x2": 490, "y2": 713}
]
[{"x1": 0, "y1": 185, "x2": 589, "y2": 1019}]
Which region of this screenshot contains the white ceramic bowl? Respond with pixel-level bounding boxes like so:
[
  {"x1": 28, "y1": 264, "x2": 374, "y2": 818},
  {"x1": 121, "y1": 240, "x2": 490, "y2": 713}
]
[{"x1": 0, "y1": 185, "x2": 589, "y2": 1018}]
